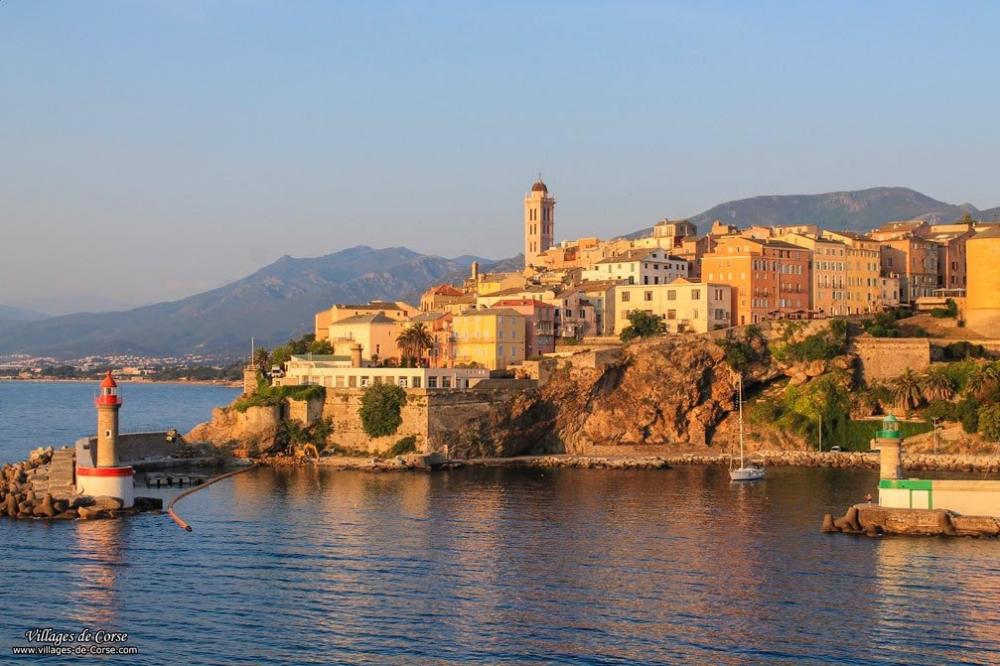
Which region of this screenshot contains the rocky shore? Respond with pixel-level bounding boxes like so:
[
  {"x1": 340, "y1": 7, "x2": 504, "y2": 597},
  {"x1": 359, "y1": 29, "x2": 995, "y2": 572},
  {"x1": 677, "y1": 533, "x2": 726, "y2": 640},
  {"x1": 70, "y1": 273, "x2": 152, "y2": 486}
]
[
  {"x1": 255, "y1": 449, "x2": 1000, "y2": 474},
  {"x1": 1, "y1": 447, "x2": 162, "y2": 521}
]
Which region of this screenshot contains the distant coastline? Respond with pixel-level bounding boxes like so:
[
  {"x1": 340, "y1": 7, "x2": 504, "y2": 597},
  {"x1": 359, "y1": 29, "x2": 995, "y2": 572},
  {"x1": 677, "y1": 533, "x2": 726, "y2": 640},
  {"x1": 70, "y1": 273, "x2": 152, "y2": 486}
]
[{"x1": 0, "y1": 377, "x2": 241, "y2": 388}]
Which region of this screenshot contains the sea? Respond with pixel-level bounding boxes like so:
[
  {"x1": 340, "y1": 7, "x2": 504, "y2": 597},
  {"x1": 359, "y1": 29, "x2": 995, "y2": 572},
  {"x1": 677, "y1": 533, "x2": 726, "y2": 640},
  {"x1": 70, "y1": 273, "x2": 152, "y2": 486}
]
[{"x1": 1, "y1": 380, "x2": 998, "y2": 665}]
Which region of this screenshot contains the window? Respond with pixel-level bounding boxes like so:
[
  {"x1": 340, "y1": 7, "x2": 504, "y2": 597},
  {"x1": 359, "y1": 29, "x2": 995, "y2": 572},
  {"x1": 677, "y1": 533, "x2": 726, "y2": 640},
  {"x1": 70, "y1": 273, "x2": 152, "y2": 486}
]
[
  {"x1": 644, "y1": 291, "x2": 653, "y2": 302},
  {"x1": 428, "y1": 376, "x2": 438, "y2": 388},
  {"x1": 667, "y1": 309, "x2": 677, "y2": 320},
  {"x1": 621, "y1": 291, "x2": 631, "y2": 302},
  {"x1": 442, "y1": 376, "x2": 452, "y2": 388},
  {"x1": 691, "y1": 289, "x2": 700, "y2": 300},
  {"x1": 398, "y1": 377, "x2": 407, "y2": 388},
  {"x1": 360, "y1": 376, "x2": 370, "y2": 387},
  {"x1": 412, "y1": 377, "x2": 421, "y2": 388},
  {"x1": 667, "y1": 290, "x2": 677, "y2": 301}
]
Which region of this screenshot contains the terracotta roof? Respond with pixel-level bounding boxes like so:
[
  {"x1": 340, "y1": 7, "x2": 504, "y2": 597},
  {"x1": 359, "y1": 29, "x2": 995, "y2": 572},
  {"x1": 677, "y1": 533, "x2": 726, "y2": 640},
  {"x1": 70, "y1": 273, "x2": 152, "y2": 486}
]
[
  {"x1": 428, "y1": 284, "x2": 464, "y2": 296},
  {"x1": 531, "y1": 179, "x2": 548, "y2": 193},
  {"x1": 494, "y1": 298, "x2": 555, "y2": 309},
  {"x1": 456, "y1": 307, "x2": 525, "y2": 318}
]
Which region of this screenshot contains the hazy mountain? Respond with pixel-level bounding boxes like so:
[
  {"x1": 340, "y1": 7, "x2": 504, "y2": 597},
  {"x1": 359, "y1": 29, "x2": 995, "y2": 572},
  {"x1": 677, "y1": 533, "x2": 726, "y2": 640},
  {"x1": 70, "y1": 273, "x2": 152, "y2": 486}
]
[
  {"x1": 980, "y1": 206, "x2": 1000, "y2": 221},
  {"x1": 4, "y1": 294, "x2": 138, "y2": 317},
  {"x1": 627, "y1": 187, "x2": 989, "y2": 237},
  {"x1": 0, "y1": 246, "x2": 504, "y2": 359},
  {"x1": 0, "y1": 304, "x2": 48, "y2": 323}
]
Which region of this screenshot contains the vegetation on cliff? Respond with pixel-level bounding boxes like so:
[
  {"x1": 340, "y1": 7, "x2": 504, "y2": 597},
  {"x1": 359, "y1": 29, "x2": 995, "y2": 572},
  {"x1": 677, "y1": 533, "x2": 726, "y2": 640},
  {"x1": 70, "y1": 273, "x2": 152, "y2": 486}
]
[
  {"x1": 233, "y1": 383, "x2": 325, "y2": 412},
  {"x1": 359, "y1": 383, "x2": 407, "y2": 437}
]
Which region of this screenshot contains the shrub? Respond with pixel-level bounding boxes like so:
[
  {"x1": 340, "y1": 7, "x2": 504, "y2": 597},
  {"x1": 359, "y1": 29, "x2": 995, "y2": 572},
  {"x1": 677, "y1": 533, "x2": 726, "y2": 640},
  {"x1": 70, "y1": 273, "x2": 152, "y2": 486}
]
[
  {"x1": 977, "y1": 404, "x2": 1000, "y2": 442},
  {"x1": 359, "y1": 383, "x2": 407, "y2": 437},
  {"x1": 233, "y1": 384, "x2": 325, "y2": 412},
  {"x1": 942, "y1": 341, "x2": 989, "y2": 361},
  {"x1": 930, "y1": 299, "x2": 959, "y2": 319},
  {"x1": 387, "y1": 435, "x2": 418, "y2": 457},
  {"x1": 957, "y1": 397, "x2": 980, "y2": 434},
  {"x1": 620, "y1": 310, "x2": 666, "y2": 342},
  {"x1": 923, "y1": 400, "x2": 956, "y2": 422}
]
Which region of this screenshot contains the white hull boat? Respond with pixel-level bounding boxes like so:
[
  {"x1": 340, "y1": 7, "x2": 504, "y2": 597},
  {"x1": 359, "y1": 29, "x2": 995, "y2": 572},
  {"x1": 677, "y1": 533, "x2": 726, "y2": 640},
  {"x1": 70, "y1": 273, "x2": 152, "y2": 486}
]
[{"x1": 729, "y1": 374, "x2": 765, "y2": 482}]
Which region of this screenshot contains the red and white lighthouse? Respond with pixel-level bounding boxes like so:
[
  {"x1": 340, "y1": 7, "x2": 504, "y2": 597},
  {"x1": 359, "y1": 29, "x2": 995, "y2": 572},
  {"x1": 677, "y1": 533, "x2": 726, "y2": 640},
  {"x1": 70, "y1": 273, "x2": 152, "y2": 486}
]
[{"x1": 76, "y1": 370, "x2": 134, "y2": 507}]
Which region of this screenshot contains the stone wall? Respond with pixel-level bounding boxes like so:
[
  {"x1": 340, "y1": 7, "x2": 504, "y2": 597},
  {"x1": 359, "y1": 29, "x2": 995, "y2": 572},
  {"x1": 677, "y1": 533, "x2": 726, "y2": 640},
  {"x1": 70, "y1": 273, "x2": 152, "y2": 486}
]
[
  {"x1": 76, "y1": 431, "x2": 183, "y2": 467},
  {"x1": 319, "y1": 385, "x2": 529, "y2": 455},
  {"x1": 853, "y1": 338, "x2": 931, "y2": 382}
]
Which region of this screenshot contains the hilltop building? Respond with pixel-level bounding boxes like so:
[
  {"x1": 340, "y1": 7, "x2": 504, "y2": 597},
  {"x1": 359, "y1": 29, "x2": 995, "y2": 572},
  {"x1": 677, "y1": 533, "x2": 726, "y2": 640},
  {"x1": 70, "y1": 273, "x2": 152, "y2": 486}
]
[
  {"x1": 581, "y1": 248, "x2": 689, "y2": 285},
  {"x1": 702, "y1": 236, "x2": 811, "y2": 325},
  {"x1": 965, "y1": 226, "x2": 1000, "y2": 336},
  {"x1": 612, "y1": 278, "x2": 732, "y2": 335},
  {"x1": 452, "y1": 308, "x2": 527, "y2": 370},
  {"x1": 524, "y1": 178, "x2": 555, "y2": 267}
]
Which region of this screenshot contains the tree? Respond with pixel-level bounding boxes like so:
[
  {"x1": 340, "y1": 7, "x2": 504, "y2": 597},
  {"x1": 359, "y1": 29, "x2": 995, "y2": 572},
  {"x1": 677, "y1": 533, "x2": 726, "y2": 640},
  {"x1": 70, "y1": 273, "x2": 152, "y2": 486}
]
[
  {"x1": 253, "y1": 348, "x2": 271, "y2": 374},
  {"x1": 889, "y1": 368, "x2": 924, "y2": 415},
  {"x1": 359, "y1": 383, "x2": 407, "y2": 438},
  {"x1": 963, "y1": 362, "x2": 1000, "y2": 402},
  {"x1": 307, "y1": 339, "x2": 334, "y2": 355},
  {"x1": 921, "y1": 367, "x2": 955, "y2": 402},
  {"x1": 619, "y1": 310, "x2": 665, "y2": 342},
  {"x1": 397, "y1": 323, "x2": 435, "y2": 366},
  {"x1": 977, "y1": 404, "x2": 1000, "y2": 442}
]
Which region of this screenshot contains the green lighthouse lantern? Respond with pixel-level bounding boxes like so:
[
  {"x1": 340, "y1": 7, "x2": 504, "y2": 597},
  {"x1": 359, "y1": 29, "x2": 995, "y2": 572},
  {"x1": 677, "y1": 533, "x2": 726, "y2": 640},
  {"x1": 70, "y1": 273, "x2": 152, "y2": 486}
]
[{"x1": 877, "y1": 413, "x2": 901, "y2": 440}]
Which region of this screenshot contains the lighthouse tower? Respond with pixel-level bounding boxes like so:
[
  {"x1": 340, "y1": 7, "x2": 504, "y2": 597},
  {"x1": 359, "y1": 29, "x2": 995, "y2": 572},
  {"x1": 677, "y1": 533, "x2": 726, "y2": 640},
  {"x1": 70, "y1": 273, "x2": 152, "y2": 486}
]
[{"x1": 76, "y1": 371, "x2": 134, "y2": 508}]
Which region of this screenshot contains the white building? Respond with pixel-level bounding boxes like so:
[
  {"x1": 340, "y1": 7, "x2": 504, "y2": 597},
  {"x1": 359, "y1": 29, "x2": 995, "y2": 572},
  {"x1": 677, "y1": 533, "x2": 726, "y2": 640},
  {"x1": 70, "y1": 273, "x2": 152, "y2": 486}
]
[
  {"x1": 581, "y1": 248, "x2": 688, "y2": 286},
  {"x1": 612, "y1": 278, "x2": 733, "y2": 335},
  {"x1": 280, "y1": 356, "x2": 490, "y2": 390}
]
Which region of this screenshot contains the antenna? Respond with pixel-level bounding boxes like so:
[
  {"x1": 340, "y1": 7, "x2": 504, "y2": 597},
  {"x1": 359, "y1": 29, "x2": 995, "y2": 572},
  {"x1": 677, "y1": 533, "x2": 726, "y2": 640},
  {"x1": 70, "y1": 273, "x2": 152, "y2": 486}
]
[{"x1": 250, "y1": 337, "x2": 255, "y2": 365}]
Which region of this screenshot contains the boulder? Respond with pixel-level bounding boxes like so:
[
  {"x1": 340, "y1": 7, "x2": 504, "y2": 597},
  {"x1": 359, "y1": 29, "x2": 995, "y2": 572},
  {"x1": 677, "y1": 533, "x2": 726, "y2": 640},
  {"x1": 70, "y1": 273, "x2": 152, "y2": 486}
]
[
  {"x1": 90, "y1": 496, "x2": 124, "y2": 512},
  {"x1": 77, "y1": 506, "x2": 112, "y2": 520},
  {"x1": 4, "y1": 494, "x2": 18, "y2": 518}
]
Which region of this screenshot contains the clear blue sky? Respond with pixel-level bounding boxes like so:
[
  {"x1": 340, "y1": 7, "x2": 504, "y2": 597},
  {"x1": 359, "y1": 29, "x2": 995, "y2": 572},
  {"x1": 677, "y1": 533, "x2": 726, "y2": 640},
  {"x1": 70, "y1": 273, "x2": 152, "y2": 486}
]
[{"x1": 2, "y1": 1, "x2": 998, "y2": 308}]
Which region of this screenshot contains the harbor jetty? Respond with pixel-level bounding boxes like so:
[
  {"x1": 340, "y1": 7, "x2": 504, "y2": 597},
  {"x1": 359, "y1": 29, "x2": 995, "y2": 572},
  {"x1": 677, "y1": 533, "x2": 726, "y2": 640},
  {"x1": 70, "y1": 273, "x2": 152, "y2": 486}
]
[
  {"x1": 2, "y1": 371, "x2": 233, "y2": 523},
  {"x1": 824, "y1": 414, "x2": 1000, "y2": 538}
]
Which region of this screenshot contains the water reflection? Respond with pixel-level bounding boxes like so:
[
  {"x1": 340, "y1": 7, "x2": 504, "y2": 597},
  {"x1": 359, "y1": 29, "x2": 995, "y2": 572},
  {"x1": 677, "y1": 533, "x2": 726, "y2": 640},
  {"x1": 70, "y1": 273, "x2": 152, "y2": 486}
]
[
  {"x1": 69, "y1": 519, "x2": 126, "y2": 627},
  {"x1": 1, "y1": 465, "x2": 998, "y2": 664}
]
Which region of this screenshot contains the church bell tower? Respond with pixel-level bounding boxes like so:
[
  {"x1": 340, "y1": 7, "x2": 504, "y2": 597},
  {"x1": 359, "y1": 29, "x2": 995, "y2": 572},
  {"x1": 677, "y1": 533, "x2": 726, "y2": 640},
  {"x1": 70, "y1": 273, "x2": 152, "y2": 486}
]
[{"x1": 524, "y1": 177, "x2": 555, "y2": 267}]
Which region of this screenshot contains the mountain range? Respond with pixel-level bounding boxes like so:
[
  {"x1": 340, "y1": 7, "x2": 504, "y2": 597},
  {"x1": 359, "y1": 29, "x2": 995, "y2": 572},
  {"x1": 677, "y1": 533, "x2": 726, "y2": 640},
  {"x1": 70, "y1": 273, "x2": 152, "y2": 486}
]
[
  {"x1": 1, "y1": 186, "x2": 996, "y2": 359},
  {"x1": 627, "y1": 186, "x2": 998, "y2": 238}
]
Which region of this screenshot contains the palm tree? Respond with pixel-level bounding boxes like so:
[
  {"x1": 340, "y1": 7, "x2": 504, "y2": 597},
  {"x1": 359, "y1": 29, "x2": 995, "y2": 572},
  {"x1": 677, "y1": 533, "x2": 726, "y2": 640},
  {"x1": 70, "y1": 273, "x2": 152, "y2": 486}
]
[
  {"x1": 889, "y1": 368, "x2": 923, "y2": 415},
  {"x1": 397, "y1": 323, "x2": 435, "y2": 367},
  {"x1": 253, "y1": 348, "x2": 270, "y2": 374},
  {"x1": 966, "y1": 362, "x2": 1000, "y2": 401},
  {"x1": 921, "y1": 367, "x2": 955, "y2": 402},
  {"x1": 408, "y1": 323, "x2": 434, "y2": 366}
]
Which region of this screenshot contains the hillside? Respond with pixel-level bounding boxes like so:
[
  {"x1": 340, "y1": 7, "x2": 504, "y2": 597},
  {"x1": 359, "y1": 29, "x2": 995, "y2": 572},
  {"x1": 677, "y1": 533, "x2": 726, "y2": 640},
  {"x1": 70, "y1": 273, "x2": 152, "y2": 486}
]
[
  {"x1": 627, "y1": 187, "x2": 991, "y2": 237},
  {"x1": 0, "y1": 246, "x2": 508, "y2": 358},
  {"x1": 0, "y1": 305, "x2": 47, "y2": 324}
]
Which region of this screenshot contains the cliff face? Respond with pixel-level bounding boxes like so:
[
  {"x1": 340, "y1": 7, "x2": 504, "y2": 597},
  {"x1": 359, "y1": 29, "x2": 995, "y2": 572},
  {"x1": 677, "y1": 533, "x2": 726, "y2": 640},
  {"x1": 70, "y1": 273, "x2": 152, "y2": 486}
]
[
  {"x1": 454, "y1": 334, "x2": 781, "y2": 458},
  {"x1": 186, "y1": 405, "x2": 282, "y2": 456}
]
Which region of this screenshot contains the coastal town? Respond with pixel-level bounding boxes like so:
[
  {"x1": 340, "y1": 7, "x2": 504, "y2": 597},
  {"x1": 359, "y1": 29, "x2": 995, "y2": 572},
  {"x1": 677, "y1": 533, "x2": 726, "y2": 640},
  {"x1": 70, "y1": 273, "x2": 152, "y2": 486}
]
[{"x1": 262, "y1": 177, "x2": 999, "y2": 386}]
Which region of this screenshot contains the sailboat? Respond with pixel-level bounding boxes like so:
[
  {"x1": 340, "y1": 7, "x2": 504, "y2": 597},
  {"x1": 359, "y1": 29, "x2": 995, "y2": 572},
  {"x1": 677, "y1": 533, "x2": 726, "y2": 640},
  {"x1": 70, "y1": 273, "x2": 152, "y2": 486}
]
[{"x1": 730, "y1": 374, "x2": 765, "y2": 482}]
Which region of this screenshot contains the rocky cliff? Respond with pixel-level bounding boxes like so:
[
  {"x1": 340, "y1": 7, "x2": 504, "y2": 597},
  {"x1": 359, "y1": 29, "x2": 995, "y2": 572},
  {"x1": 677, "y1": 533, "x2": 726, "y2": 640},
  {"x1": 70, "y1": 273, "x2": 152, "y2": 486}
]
[{"x1": 453, "y1": 332, "x2": 791, "y2": 458}]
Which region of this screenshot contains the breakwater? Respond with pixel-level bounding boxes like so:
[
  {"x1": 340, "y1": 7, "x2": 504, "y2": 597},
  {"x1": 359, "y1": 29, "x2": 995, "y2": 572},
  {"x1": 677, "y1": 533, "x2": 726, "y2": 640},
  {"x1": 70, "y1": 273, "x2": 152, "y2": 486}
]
[{"x1": 261, "y1": 449, "x2": 1000, "y2": 473}]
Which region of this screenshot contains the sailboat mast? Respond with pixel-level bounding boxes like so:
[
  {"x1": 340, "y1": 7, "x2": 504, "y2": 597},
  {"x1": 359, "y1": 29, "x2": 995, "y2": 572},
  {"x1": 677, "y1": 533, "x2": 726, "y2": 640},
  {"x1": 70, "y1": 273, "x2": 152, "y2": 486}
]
[{"x1": 738, "y1": 374, "x2": 745, "y2": 467}]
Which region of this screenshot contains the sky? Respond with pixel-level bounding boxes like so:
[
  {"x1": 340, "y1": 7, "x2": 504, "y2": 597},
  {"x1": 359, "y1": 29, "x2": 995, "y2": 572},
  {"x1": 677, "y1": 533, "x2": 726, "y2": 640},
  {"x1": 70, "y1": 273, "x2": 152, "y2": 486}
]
[{"x1": 2, "y1": 1, "x2": 999, "y2": 310}]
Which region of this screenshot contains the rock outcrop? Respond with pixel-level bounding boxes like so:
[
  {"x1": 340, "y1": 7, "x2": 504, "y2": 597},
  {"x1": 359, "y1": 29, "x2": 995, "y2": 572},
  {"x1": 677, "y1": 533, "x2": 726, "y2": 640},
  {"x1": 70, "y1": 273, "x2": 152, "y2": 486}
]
[
  {"x1": 454, "y1": 333, "x2": 781, "y2": 458},
  {"x1": 186, "y1": 405, "x2": 282, "y2": 457}
]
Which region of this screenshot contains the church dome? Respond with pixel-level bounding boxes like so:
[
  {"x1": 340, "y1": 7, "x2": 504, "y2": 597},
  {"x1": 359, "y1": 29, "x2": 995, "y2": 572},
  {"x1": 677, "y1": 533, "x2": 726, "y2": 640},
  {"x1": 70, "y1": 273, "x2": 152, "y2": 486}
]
[{"x1": 531, "y1": 179, "x2": 548, "y2": 193}]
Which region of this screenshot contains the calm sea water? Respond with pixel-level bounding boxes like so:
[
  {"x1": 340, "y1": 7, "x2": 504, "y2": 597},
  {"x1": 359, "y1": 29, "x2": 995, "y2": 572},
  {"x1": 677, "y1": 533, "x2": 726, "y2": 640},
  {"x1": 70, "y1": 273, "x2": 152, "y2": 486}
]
[{"x1": 1, "y1": 382, "x2": 999, "y2": 665}]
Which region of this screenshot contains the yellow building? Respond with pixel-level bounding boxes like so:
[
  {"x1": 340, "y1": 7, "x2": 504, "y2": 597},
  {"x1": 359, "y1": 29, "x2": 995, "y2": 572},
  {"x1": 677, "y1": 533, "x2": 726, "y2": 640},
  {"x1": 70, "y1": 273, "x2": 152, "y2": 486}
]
[
  {"x1": 315, "y1": 301, "x2": 417, "y2": 341},
  {"x1": 452, "y1": 308, "x2": 527, "y2": 370},
  {"x1": 965, "y1": 226, "x2": 1000, "y2": 337},
  {"x1": 612, "y1": 278, "x2": 732, "y2": 335},
  {"x1": 327, "y1": 313, "x2": 403, "y2": 363},
  {"x1": 823, "y1": 230, "x2": 883, "y2": 314}
]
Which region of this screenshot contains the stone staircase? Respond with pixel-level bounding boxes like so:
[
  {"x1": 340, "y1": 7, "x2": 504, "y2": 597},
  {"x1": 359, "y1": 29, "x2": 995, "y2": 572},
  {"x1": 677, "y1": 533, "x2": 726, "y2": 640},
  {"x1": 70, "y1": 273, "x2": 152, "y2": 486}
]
[{"x1": 44, "y1": 448, "x2": 76, "y2": 500}]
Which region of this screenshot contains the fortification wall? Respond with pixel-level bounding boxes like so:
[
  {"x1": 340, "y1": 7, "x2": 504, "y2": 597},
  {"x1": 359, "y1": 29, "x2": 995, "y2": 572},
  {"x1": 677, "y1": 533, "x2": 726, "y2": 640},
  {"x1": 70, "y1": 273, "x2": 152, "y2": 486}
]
[
  {"x1": 853, "y1": 338, "x2": 931, "y2": 382},
  {"x1": 320, "y1": 386, "x2": 528, "y2": 455}
]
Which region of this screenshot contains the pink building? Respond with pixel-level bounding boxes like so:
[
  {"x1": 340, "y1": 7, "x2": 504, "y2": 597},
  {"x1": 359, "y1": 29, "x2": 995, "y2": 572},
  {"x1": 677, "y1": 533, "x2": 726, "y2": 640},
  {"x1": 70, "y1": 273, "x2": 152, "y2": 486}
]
[{"x1": 493, "y1": 299, "x2": 556, "y2": 358}]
